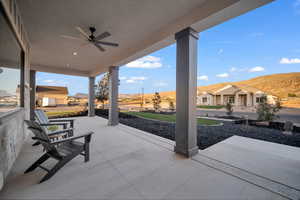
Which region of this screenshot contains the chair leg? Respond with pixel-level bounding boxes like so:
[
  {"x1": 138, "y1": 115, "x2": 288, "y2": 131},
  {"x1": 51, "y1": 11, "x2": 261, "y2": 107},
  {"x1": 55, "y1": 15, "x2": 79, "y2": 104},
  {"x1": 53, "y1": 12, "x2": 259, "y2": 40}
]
[
  {"x1": 84, "y1": 143, "x2": 90, "y2": 162},
  {"x1": 32, "y1": 141, "x2": 41, "y2": 146},
  {"x1": 25, "y1": 153, "x2": 50, "y2": 173},
  {"x1": 39, "y1": 152, "x2": 78, "y2": 183}
]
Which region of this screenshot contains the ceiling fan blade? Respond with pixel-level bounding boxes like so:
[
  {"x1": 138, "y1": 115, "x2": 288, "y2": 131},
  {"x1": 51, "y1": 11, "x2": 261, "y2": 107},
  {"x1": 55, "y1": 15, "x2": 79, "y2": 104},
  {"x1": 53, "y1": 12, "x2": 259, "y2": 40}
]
[
  {"x1": 96, "y1": 41, "x2": 119, "y2": 47},
  {"x1": 94, "y1": 43, "x2": 105, "y2": 52},
  {"x1": 74, "y1": 42, "x2": 90, "y2": 52},
  {"x1": 95, "y1": 31, "x2": 111, "y2": 40},
  {"x1": 76, "y1": 26, "x2": 90, "y2": 39},
  {"x1": 61, "y1": 35, "x2": 85, "y2": 41}
]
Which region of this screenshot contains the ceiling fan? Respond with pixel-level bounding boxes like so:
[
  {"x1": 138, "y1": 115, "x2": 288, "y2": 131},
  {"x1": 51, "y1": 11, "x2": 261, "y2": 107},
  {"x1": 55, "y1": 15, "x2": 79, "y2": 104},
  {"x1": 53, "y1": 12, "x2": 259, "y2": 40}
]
[{"x1": 61, "y1": 26, "x2": 119, "y2": 52}]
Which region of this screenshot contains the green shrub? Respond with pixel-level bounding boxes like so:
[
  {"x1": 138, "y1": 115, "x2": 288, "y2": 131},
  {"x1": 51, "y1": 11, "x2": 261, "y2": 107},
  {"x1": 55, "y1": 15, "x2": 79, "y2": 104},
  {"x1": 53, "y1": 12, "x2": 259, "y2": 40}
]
[
  {"x1": 225, "y1": 102, "x2": 233, "y2": 116},
  {"x1": 288, "y1": 93, "x2": 297, "y2": 97},
  {"x1": 152, "y1": 92, "x2": 162, "y2": 112},
  {"x1": 256, "y1": 96, "x2": 281, "y2": 121}
]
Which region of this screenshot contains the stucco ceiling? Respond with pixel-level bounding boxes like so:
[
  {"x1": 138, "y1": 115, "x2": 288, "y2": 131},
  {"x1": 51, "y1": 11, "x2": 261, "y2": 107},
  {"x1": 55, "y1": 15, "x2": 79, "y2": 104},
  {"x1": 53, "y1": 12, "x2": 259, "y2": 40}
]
[{"x1": 17, "y1": 0, "x2": 273, "y2": 76}]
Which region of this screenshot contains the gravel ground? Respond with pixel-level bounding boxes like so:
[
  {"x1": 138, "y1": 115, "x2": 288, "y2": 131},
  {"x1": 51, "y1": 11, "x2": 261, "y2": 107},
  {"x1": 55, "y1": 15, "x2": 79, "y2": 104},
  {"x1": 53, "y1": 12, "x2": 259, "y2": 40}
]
[{"x1": 95, "y1": 110, "x2": 300, "y2": 150}]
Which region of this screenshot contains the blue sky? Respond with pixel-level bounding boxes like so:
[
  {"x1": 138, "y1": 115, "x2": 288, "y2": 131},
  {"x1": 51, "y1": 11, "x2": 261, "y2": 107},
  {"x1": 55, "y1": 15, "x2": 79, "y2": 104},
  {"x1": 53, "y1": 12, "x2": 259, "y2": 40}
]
[{"x1": 35, "y1": 0, "x2": 300, "y2": 95}]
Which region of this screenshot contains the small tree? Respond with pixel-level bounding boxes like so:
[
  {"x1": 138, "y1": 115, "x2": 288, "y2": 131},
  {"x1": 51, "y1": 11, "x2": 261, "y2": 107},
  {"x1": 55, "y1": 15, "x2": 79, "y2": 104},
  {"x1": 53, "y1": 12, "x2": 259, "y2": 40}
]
[
  {"x1": 288, "y1": 93, "x2": 297, "y2": 97},
  {"x1": 152, "y1": 92, "x2": 161, "y2": 112},
  {"x1": 95, "y1": 73, "x2": 109, "y2": 109},
  {"x1": 225, "y1": 102, "x2": 233, "y2": 116},
  {"x1": 256, "y1": 95, "x2": 281, "y2": 121},
  {"x1": 167, "y1": 98, "x2": 175, "y2": 111}
]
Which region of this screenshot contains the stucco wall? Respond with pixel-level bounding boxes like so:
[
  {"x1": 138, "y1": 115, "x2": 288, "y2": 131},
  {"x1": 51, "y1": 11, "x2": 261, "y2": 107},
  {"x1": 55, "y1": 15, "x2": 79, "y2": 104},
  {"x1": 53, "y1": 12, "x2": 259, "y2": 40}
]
[
  {"x1": 37, "y1": 94, "x2": 68, "y2": 105},
  {"x1": 197, "y1": 94, "x2": 213, "y2": 105}
]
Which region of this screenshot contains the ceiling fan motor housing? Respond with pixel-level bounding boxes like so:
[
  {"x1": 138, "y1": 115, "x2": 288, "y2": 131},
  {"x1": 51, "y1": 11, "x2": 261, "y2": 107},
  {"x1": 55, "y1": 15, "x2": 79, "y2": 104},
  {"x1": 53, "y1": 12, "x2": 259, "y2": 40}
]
[{"x1": 89, "y1": 26, "x2": 96, "y2": 40}]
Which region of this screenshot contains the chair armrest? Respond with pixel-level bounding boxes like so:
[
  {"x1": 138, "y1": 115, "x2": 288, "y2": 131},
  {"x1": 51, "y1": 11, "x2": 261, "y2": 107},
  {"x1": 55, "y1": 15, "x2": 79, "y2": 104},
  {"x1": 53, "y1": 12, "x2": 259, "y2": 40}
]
[
  {"x1": 32, "y1": 136, "x2": 48, "y2": 143},
  {"x1": 51, "y1": 131, "x2": 94, "y2": 145},
  {"x1": 49, "y1": 119, "x2": 74, "y2": 127},
  {"x1": 49, "y1": 119, "x2": 74, "y2": 123},
  {"x1": 48, "y1": 128, "x2": 74, "y2": 136},
  {"x1": 40, "y1": 123, "x2": 69, "y2": 127}
]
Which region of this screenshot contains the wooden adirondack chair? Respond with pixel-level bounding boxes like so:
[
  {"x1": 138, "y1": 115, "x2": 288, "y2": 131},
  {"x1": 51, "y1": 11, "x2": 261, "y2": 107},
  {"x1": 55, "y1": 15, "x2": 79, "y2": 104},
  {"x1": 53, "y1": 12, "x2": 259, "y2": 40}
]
[
  {"x1": 24, "y1": 120, "x2": 94, "y2": 183},
  {"x1": 35, "y1": 109, "x2": 75, "y2": 137}
]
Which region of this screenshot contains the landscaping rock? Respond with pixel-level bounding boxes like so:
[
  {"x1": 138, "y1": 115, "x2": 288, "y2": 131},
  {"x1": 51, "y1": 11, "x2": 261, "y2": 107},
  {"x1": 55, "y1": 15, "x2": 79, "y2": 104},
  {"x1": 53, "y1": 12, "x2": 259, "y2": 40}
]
[{"x1": 95, "y1": 109, "x2": 300, "y2": 150}]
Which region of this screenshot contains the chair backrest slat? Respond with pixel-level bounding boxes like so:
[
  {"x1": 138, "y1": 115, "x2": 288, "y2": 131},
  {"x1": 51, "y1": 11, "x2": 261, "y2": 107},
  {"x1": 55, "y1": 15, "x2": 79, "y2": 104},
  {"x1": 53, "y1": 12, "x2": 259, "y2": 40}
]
[
  {"x1": 35, "y1": 109, "x2": 49, "y2": 124},
  {"x1": 24, "y1": 120, "x2": 60, "y2": 156}
]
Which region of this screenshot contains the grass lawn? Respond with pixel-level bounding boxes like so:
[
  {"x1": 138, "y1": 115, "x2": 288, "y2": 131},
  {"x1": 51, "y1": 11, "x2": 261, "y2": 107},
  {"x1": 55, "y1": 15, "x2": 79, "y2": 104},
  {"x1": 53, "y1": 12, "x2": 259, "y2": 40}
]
[
  {"x1": 197, "y1": 105, "x2": 224, "y2": 109},
  {"x1": 125, "y1": 111, "x2": 219, "y2": 126},
  {"x1": 46, "y1": 110, "x2": 84, "y2": 118}
]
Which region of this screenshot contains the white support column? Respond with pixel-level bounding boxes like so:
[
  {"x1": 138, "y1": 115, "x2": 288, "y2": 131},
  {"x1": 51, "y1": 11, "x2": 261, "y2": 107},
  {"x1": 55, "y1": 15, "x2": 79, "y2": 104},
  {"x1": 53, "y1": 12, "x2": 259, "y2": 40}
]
[
  {"x1": 29, "y1": 70, "x2": 36, "y2": 120},
  {"x1": 246, "y1": 93, "x2": 251, "y2": 107},
  {"x1": 174, "y1": 27, "x2": 199, "y2": 158},
  {"x1": 88, "y1": 76, "x2": 95, "y2": 117},
  {"x1": 220, "y1": 94, "x2": 224, "y2": 105},
  {"x1": 108, "y1": 66, "x2": 119, "y2": 126},
  {"x1": 235, "y1": 93, "x2": 239, "y2": 106}
]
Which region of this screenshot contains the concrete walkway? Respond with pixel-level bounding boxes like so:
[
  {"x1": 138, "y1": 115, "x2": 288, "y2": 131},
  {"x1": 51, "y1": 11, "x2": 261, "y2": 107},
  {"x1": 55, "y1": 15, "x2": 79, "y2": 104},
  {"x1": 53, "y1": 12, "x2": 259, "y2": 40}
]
[
  {"x1": 0, "y1": 116, "x2": 299, "y2": 199},
  {"x1": 197, "y1": 108, "x2": 300, "y2": 124}
]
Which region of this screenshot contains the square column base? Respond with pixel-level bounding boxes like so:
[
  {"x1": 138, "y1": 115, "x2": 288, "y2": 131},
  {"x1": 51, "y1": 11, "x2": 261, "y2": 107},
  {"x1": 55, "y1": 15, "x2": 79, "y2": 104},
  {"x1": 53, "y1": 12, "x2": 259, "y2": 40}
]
[
  {"x1": 174, "y1": 145, "x2": 199, "y2": 158},
  {"x1": 107, "y1": 121, "x2": 118, "y2": 126}
]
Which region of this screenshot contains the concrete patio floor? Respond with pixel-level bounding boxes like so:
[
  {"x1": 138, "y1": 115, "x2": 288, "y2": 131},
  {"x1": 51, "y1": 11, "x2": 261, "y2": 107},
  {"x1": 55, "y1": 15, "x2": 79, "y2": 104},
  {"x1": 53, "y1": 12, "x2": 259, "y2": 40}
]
[{"x1": 0, "y1": 116, "x2": 299, "y2": 200}]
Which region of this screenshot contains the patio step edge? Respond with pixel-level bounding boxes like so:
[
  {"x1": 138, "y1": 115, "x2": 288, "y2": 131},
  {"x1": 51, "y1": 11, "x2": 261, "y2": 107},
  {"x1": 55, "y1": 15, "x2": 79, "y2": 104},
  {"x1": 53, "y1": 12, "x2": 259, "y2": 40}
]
[{"x1": 193, "y1": 153, "x2": 300, "y2": 200}]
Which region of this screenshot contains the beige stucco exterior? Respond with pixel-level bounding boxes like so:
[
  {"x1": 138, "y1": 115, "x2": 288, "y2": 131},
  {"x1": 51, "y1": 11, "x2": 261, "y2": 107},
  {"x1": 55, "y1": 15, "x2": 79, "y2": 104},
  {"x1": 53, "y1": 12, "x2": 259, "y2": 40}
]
[{"x1": 197, "y1": 85, "x2": 278, "y2": 107}]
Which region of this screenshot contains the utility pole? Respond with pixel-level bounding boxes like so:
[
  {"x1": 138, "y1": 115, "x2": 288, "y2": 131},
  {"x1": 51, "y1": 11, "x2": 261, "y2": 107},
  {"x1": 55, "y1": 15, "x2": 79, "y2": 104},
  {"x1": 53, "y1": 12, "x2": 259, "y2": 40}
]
[{"x1": 140, "y1": 87, "x2": 144, "y2": 109}]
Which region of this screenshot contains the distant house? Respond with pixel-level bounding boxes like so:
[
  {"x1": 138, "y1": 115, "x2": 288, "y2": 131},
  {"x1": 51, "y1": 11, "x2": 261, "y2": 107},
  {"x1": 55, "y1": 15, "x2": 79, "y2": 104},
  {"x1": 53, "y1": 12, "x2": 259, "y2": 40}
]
[
  {"x1": 74, "y1": 93, "x2": 88, "y2": 99},
  {"x1": 35, "y1": 86, "x2": 68, "y2": 106},
  {"x1": 197, "y1": 84, "x2": 278, "y2": 107},
  {"x1": 67, "y1": 93, "x2": 88, "y2": 105}
]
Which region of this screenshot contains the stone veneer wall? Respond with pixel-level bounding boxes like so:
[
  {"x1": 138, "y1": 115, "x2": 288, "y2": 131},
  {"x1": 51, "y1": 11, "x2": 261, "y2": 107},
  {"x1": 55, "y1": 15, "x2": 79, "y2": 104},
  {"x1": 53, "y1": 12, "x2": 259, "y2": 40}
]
[
  {"x1": 0, "y1": 109, "x2": 26, "y2": 190},
  {"x1": 0, "y1": 0, "x2": 31, "y2": 191}
]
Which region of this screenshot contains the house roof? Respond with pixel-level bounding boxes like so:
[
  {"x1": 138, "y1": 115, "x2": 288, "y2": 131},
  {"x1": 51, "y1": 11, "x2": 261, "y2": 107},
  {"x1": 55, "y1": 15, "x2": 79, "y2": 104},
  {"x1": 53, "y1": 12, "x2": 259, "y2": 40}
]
[
  {"x1": 199, "y1": 84, "x2": 265, "y2": 95},
  {"x1": 36, "y1": 86, "x2": 68, "y2": 95},
  {"x1": 197, "y1": 91, "x2": 214, "y2": 96},
  {"x1": 74, "y1": 93, "x2": 88, "y2": 99},
  {"x1": 237, "y1": 84, "x2": 262, "y2": 93}
]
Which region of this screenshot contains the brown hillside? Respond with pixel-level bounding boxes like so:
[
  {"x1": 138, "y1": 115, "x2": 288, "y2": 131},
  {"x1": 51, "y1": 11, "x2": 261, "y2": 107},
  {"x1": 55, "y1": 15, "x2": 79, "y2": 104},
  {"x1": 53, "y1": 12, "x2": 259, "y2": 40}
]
[
  {"x1": 197, "y1": 72, "x2": 300, "y2": 99},
  {"x1": 120, "y1": 73, "x2": 300, "y2": 108},
  {"x1": 237, "y1": 73, "x2": 300, "y2": 98}
]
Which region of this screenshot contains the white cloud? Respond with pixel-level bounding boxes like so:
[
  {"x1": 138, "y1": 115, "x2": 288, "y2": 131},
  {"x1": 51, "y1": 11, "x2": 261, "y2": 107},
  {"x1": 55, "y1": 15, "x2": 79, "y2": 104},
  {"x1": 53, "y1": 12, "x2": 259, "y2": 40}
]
[
  {"x1": 218, "y1": 49, "x2": 224, "y2": 55},
  {"x1": 125, "y1": 76, "x2": 147, "y2": 84},
  {"x1": 125, "y1": 79, "x2": 135, "y2": 83},
  {"x1": 43, "y1": 79, "x2": 55, "y2": 83},
  {"x1": 130, "y1": 76, "x2": 147, "y2": 81},
  {"x1": 249, "y1": 66, "x2": 265, "y2": 72},
  {"x1": 41, "y1": 79, "x2": 69, "y2": 86},
  {"x1": 154, "y1": 81, "x2": 168, "y2": 87},
  {"x1": 216, "y1": 73, "x2": 229, "y2": 78},
  {"x1": 230, "y1": 67, "x2": 237, "y2": 72},
  {"x1": 197, "y1": 75, "x2": 208, "y2": 81},
  {"x1": 279, "y1": 57, "x2": 300, "y2": 64},
  {"x1": 125, "y1": 56, "x2": 162, "y2": 69},
  {"x1": 119, "y1": 76, "x2": 127, "y2": 80}
]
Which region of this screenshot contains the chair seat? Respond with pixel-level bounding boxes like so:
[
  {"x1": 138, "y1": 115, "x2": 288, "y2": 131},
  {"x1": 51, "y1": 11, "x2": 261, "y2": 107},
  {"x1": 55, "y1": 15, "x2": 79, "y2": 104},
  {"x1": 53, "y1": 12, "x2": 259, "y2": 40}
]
[{"x1": 57, "y1": 141, "x2": 84, "y2": 157}]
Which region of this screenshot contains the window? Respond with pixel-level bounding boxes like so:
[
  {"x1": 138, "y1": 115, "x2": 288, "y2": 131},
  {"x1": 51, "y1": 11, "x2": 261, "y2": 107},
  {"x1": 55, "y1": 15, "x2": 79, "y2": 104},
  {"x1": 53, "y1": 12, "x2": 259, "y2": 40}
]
[
  {"x1": 0, "y1": 6, "x2": 22, "y2": 115},
  {"x1": 256, "y1": 97, "x2": 264, "y2": 103},
  {"x1": 202, "y1": 97, "x2": 207, "y2": 103},
  {"x1": 229, "y1": 96, "x2": 235, "y2": 104}
]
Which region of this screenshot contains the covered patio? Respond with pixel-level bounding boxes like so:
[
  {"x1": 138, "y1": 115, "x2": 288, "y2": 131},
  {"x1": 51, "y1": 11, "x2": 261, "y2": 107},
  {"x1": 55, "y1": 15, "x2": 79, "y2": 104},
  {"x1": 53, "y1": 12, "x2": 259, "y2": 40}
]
[
  {"x1": 3, "y1": 0, "x2": 300, "y2": 199},
  {"x1": 1, "y1": 116, "x2": 299, "y2": 200}
]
